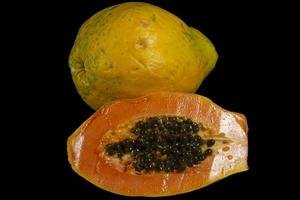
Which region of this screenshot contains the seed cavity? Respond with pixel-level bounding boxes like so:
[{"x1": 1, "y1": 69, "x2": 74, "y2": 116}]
[{"x1": 105, "y1": 116, "x2": 215, "y2": 173}]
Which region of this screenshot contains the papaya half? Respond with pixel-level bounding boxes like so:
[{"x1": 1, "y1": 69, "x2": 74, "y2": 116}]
[{"x1": 67, "y1": 92, "x2": 248, "y2": 196}]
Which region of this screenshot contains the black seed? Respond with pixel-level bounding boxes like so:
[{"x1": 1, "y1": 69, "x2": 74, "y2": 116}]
[
  {"x1": 130, "y1": 127, "x2": 139, "y2": 134},
  {"x1": 105, "y1": 144, "x2": 117, "y2": 156},
  {"x1": 191, "y1": 145, "x2": 200, "y2": 153},
  {"x1": 191, "y1": 122, "x2": 200, "y2": 133},
  {"x1": 191, "y1": 135, "x2": 201, "y2": 143},
  {"x1": 204, "y1": 149, "x2": 213, "y2": 156},
  {"x1": 175, "y1": 162, "x2": 186, "y2": 172},
  {"x1": 191, "y1": 158, "x2": 198, "y2": 164},
  {"x1": 198, "y1": 154, "x2": 206, "y2": 161},
  {"x1": 207, "y1": 139, "x2": 215, "y2": 147},
  {"x1": 186, "y1": 160, "x2": 194, "y2": 167}
]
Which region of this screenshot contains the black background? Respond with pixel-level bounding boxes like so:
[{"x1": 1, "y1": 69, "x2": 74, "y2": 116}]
[{"x1": 9, "y1": 0, "x2": 295, "y2": 198}]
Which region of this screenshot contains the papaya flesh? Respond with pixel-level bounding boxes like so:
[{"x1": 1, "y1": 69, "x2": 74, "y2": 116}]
[{"x1": 67, "y1": 92, "x2": 248, "y2": 196}]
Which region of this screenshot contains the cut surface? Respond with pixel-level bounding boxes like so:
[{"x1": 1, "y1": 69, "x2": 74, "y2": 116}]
[{"x1": 67, "y1": 92, "x2": 248, "y2": 196}]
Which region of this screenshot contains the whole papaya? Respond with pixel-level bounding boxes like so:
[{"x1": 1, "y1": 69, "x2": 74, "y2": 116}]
[{"x1": 69, "y1": 2, "x2": 218, "y2": 109}]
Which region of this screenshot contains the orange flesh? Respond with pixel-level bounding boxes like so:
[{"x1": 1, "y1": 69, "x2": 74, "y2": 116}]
[{"x1": 67, "y1": 92, "x2": 248, "y2": 196}]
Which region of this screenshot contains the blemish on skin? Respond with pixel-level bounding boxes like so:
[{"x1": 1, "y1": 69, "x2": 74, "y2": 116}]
[
  {"x1": 141, "y1": 20, "x2": 149, "y2": 27},
  {"x1": 227, "y1": 155, "x2": 233, "y2": 160},
  {"x1": 104, "y1": 62, "x2": 113, "y2": 70},
  {"x1": 135, "y1": 37, "x2": 154, "y2": 49},
  {"x1": 135, "y1": 38, "x2": 147, "y2": 49},
  {"x1": 100, "y1": 48, "x2": 106, "y2": 54}
]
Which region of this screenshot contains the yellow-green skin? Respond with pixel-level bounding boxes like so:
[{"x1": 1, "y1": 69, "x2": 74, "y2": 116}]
[{"x1": 69, "y1": 2, "x2": 218, "y2": 110}]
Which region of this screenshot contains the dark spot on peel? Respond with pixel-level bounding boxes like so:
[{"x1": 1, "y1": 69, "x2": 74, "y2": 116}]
[
  {"x1": 136, "y1": 38, "x2": 148, "y2": 49},
  {"x1": 141, "y1": 20, "x2": 149, "y2": 27},
  {"x1": 104, "y1": 62, "x2": 113, "y2": 70},
  {"x1": 100, "y1": 48, "x2": 106, "y2": 54}
]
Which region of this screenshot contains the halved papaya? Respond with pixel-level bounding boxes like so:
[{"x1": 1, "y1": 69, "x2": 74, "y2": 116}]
[{"x1": 67, "y1": 92, "x2": 248, "y2": 196}]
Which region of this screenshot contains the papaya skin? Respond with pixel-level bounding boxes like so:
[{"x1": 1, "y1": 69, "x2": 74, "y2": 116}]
[
  {"x1": 69, "y1": 2, "x2": 218, "y2": 110},
  {"x1": 67, "y1": 92, "x2": 248, "y2": 197}
]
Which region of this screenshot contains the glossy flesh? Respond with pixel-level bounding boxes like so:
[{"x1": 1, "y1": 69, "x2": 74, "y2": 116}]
[{"x1": 67, "y1": 92, "x2": 248, "y2": 196}]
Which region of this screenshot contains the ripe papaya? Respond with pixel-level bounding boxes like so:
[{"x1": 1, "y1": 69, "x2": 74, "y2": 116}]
[
  {"x1": 69, "y1": 2, "x2": 218, "y2": 110},
  {"x1": 67, "y1": 92, "x2": 248, "y2": 196}
]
